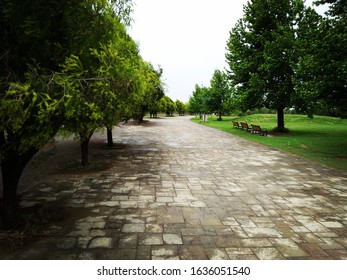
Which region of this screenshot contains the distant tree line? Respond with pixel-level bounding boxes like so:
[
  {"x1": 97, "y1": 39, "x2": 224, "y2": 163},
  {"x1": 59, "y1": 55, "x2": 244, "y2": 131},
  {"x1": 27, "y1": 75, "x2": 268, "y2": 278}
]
[
  {"x1": 188, "y1": 0, "x2": 346, "y2": 131},
  {"x1": 149, "y1": 96, "x2": 187, "y2": 117},
  {"x1": 188, "y1": 70, "x2": 232, "y2": 121}
]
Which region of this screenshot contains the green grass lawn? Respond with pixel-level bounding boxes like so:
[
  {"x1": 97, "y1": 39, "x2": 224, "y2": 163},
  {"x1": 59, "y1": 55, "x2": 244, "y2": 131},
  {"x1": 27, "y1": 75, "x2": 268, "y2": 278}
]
[{"x1": 191, "y1": 114, "x2": 347, "y2": 172}]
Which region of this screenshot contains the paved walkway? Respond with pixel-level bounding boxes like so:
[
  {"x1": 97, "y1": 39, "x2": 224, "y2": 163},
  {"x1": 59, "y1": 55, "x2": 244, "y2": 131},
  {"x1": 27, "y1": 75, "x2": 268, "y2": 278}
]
[{"x1": 1, "y1": 116, "x2": 347, "y2": 259}]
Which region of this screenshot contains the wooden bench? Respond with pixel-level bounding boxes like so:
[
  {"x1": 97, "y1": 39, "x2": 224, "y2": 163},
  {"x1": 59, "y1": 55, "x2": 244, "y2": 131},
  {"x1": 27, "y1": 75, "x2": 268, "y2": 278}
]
[
  {"x1": 251, "y1": 124, "x2": 268, "y2": 136},
  {"x1": 240, "y1": 122, "x2": 252, "y2": 131},
  {"x1": 232, "y1": 121, "x2": 241, "y2": 128}
]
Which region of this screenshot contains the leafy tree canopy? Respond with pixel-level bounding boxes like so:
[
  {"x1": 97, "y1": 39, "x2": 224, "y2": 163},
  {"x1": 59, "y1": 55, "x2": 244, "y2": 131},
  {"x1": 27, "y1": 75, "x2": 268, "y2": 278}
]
[
  {"x1": 0, "y1": 0, "x2": 138, "y2": 223},
  {"x1": 207, "y1": 70, "x2": 231, "y2": 120},
  {"x1": 132, "y1": 62, "x2": 165, "y2": 123},
  {"x1": 188, "y1": 85, "x2": 210, "y2": 116}
]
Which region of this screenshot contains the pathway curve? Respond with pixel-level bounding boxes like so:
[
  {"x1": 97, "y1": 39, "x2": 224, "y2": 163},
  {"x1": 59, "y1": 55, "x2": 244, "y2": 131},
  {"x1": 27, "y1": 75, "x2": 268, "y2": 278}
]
[{"x1": 1, "y1": 116, "x2": 347, "y2": 259}]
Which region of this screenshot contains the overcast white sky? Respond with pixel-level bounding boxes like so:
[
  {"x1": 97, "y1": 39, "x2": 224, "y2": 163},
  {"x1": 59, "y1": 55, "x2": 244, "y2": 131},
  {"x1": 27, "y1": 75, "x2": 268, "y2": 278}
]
[{"x1": 129, "y1": 0, "x2": 327, "y2": 103}]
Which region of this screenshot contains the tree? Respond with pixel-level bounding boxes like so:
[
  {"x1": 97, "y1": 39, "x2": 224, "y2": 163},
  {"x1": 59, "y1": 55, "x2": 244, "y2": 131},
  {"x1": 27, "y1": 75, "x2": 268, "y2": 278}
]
[
  {"x1": 159, "y1": 96, "x2": 176, "y2": 116},
  {"x1": 132, "y1": 62, "x2": 165, "y2": 123},
  {"x1": 91, "y1": 29, "x2": 142, "y2": 147},
  {"x1": 188, "y1": 84, "x2": 210, "y2": 117},
  {"x1": 175, "y1": 100, "x2": 186, "y2": 116},
  {"x1": 57, "y1": 0, "x2": 141, "y2": 163},
  {"x1": 57, "y1": 55, "x2": 107, "y2": 166},
  {"x1": 149, "y1": 101, "x2": 161, "y2": 118},
  {"x1": 207, "y1": 70, "x2": 231, "y2": 121},
  {"x1": 226, "y1": 0, "x2": 303, "y2": 131}
]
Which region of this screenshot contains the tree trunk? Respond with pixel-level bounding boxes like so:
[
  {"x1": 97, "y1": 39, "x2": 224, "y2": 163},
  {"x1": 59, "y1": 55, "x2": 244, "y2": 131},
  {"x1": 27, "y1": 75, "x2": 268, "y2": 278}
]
[
  {"x1": 276, "y1": 107, "x2": 286, "y2": 132},
  {"x1": 138, "y1": 115, "x2": 144, "y2": 124},
  {"x1": 1, "y1": 148, "x2": 37, "y2": 224},
  {"x1": 80, "y1": 134, "x2": 93, "y2": 166},
  {"x1": 107, "y1": 128, "x2": 113, "y2": 147}
]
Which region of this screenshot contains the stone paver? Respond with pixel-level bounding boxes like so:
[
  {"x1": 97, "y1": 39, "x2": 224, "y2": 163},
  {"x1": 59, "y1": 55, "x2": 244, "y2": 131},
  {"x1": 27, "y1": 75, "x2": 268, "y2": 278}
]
[{"x1": 1, "y1": 116, "x2": 347, "y2": 259}]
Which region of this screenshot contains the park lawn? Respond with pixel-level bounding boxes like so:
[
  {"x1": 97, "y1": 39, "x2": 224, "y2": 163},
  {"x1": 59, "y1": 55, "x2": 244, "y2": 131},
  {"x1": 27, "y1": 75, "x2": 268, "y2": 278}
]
[{"x1": 191, "y1": 114, "x2": 347, "y2": 172}]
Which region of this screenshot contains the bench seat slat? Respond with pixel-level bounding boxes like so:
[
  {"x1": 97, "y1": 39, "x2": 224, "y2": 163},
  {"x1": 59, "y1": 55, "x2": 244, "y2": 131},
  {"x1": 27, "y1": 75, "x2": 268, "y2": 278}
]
[{"x1": 251, "y1": 124, "x2": 268, "y2": 136}]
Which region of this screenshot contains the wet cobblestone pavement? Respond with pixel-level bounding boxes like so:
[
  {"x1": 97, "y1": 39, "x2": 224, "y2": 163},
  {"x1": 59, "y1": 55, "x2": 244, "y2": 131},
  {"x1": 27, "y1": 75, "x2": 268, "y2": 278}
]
[{"x1": 1, "y1": 116, "x2": 347, "y2": 259}]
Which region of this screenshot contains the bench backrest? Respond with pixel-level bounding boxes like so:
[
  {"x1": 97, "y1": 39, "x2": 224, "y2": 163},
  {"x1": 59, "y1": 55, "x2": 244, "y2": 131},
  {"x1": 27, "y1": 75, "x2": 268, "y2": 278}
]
[
  {"x1": 240, "y1": 122, "x2": 249, "y2": 129},
  {"x1": 252, "y1": 125, "x2": 261, "y2": 131}
]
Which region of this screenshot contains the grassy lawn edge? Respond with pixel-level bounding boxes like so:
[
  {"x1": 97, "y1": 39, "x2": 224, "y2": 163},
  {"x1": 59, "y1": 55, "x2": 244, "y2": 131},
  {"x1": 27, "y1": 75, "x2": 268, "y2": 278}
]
[{"x1": 191, "y1": 114, "x2": 347, "y2": 172}]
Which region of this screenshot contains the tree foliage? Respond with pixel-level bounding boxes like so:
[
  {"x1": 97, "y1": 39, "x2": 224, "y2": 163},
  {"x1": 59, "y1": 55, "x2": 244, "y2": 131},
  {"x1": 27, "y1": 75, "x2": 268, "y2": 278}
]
[
  {"x1": 132, "y1": 62, "x2": 165, "y2": 123},
  {"x1": 188, "y1": 70, "x2": 231, "y2": 119},
  {"x1": 159, "y1": 96, "x2": 176, "y2": 117},
  {"x1": 0, "y1": 0, "x2": 72, "y2": 223},
  {"x1": 57, "y1": 11, "x2": 142, "y2": 162},
  {"x1": 293, "y1": 4, "x2": 323, "y2": 116},
  {"x1": 315, "y1": 0, "x2": 347, "y2": 17},
  {"x1": 188, "y1": 85, "x2": 210, "y2": 116},
  {"x1": 309, "y1": 0, "x2": 347, "y2": 117},
  {"x1": 175, "y1": 100, "x2": 186, "y2": 116},
  {"x1": 208, "y1": 70, "x2": 231, "y2": 120}
]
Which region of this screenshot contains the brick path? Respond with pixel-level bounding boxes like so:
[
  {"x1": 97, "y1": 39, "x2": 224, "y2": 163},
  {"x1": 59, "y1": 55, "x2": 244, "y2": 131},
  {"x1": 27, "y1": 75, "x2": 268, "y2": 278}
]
[{"x1": 1, "y1": 116, "x2": 347, "y2": 259}]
